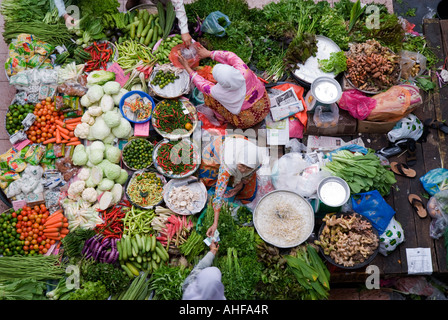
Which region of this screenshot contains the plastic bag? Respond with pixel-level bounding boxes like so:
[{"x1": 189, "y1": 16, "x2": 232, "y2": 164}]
[
  {"x1": 169, "y1": 42, "x2": 201, "y2": 69},
  {"x1": 201, "y1": 11, "x2": 231, "y2": 37},
  {"x1": 351, "y1": 190, "x2": 396, "y2": 234},
  {"x1": 420, "y1": 168, "x2": 448, "y2": 196},
  {"x1": 313, "y1": 103, "x2": 339, "y2": 128},
  {"x1": 289, "y1": 117, "x2": 305, "y2": 139},
  {"x1": 271, "y1": 152, "x2": 308, "y2": 191},
  {"x1": 338, "y1": 89, "x2": 377, "y2": 120},
  {"x1": 399, "y1": 50, "x2": 427, "y2": 80},
  {"x1": 429, "y1": 212, "x2": 448, "y2": 239},
  {"x1": 387, "y1": 113, "x2": 424, "y2": 143},
  {"x1": 378, "y1": 217, "x2": 405, "y2": 256},
  {"x1": 427, "y1": 195, "x2": 444, "y2": 219},
  {"x1": 367, "y1": 86, "x2": 412, "y2": 122}
]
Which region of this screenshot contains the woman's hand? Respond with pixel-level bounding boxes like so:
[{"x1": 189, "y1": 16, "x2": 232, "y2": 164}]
[
  {"x1": 195, "y1": 43, "x2": 212, "y2": 60},
  {"x1": 224, "y1": 183, "x2": 243, "y2": 198},
  {"x1": 181, "y1": 33, "x2": 193, "y2": 47},
  {"x1": 206, "y1": 222, "x2": 218, "y2": 238},
  {"x1": 177, "y1": 51, "x2": 194, "y2": 73},
  {"x1": 209, "y1": 241, "x2": 219, "y2": 255}
]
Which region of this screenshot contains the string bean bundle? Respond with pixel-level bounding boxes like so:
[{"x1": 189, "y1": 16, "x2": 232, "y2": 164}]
[
  {"x1": 0, "y1": 254, "x2": 66, "y2": 280},
  {"x1": 156, "y1": 140, "x2": 198, "y2": 176},
  {"x1": 152, "y1": 99, "x2": 193, "y2": 134}
]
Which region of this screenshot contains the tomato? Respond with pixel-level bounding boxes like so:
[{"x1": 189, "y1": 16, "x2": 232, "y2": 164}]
[
  {"x1": 38, "y1": 231, "x2": 43, "y2": 236},
  {"x1": 42, "y1": 248, "x2": 48, "y2": 254},
  {"x1": 42, "y1": 235, "x2": 47, "y2": 241},
  {"x1": 16, "y1": 228, "x2": 22, "y2": 234},
  {"x1": 22, "y1": 216, "x2": 28, "y2": 222},
  {"x1": 23, "y1": 245, "x2": 29, "y2": 251},
  {"x1": 50, "y1": 239, "x2": 56, "y2": 245},
  {"x1": 45, "y1": 243, "x2": 51, "y2": 249},
  {"x1": 33, "y1": 244, "x2": 39, "y2": 250},
  {"x1": 17, "y1": 215, "x2": 23, "y2": 221},
  {"x1": 46, "y1": 97, "x2": 52, "y2": 102},
  {"x1": 11, "y1": 212, "x2": 17, "y2": 218},
  {"x1": 31, "y1": 239, "x2": 37, "y2": 245}
]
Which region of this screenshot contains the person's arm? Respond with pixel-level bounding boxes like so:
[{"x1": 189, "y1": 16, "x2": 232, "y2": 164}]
[
  {"x1": 210, "y1": 50, "x2": 247, "y2": 71},
  {"x1": 207, "y1": 166, "x2": 231, "y2": 237},
  {"x1": 53, "y1": 0, "x2": 66, "y2": 17},
  {"x1": 171, "y1": 0, "x2": 192, "y2": 46}
]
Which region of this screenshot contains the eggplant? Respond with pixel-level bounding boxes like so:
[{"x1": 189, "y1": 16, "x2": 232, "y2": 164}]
[
  {"x1": 110, "y1": 35, "x2": 117, "y2": 43},
  {"x1": 116, "y1": 31, "x2": 123, "y2": 38},
  {"x1": 85, "y1": 251, "x2": 93, "y2": 259}
]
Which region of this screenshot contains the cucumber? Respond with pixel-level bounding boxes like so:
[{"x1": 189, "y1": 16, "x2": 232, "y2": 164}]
[
  {"x1": 126, "y1": 262, "x2": 140, "y2": 276},
  {"x1": 155, "y1": 246, "x2": 168, "y2": 262},
  {"x1": 141, "y1": 23, "x2": 151, "y2": 38},
  {"x1": 151, "y1": 259, "x2": 158, "y2": 271},
  {"x1": 152, "y1": 26, "x2": 159, "y2": 43},
  {"x1": 121, "y1": 264, "x2": 134, "y2": 279},
  {"x1": 144, "y1": 29, "x2": 154, "y2": 46},
  {"x1": 152, "y1": 251, "x2": 158, "y2": 260},
  {"x1": 156, "y1": 241, "x2": 169, "y2": 261},
  {"x1": 131, "y1": 237, "x2": 139, "y2": 255},
  {"x1": 145, "y1": 235, "x2": 152, "y2": 252},
  {"x1": 125, "y1": 237, "x2": 132, "y2": 260},
  {"x1": 136, "y1": 20, "x2": 144, "y2": 38},
  {"x1": 137, "y1": 255, "x2": 142, "y2": 264},
  {"x1": 117, "y1": 240, "x2": 123, "y2": 261},
  {"x1": 136, "y1": 234, "x2": 143, "y2": 252},
  {"x1": 130, "y1": 23, "x2": 136, "y2": 39},
  {"x1": 151, "y1": 236, "x2": 156, "y2": 252},
  {"x1": 155, "y1": 254, "x2": 161, "y2": 264}
]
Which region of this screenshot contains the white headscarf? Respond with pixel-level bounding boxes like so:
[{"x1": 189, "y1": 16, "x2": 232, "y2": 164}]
[
  {"x1": 182, "y1": 267, "x2": 226, "y2": 300},
  {"x1": 222, "y1": 137, "x2": 266, "y2": 186},
  {"x1": 210, "y1": 64, "x2": 246, "y2": 115}
]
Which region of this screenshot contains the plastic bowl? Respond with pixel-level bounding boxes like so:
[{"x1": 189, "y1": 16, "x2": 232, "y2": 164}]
[{"x1": 119, "y1": 90, "x2": 155, "y2": 124}]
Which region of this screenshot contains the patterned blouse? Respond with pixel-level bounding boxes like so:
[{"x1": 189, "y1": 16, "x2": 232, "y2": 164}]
[{"x1": 189, "y1": 50, "x2": 266, "y2": 112}]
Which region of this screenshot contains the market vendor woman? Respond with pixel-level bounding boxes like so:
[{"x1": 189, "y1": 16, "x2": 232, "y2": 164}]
[
  {"x1": 178, "y1": 44, "x2": 271, "y2": 129},
  {"x1": 199, "y1": 135, "x2": 267, "y2": 238}
]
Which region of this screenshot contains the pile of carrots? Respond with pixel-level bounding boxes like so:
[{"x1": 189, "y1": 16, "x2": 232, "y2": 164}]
[
  {"x1": 43, "y1": 210, "x2": 69, "y2": 241},
  {"x1": 42, "y1": 116, "x2": 82, "y2": 146}
]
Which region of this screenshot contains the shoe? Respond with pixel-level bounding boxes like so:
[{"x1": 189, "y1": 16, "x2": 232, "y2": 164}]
[
  {"x1": 376, "y1": 138, "x2": 410, "y2": 158},
  {"x1": 424, "y1": 118, "x2": 448, "y2": 134}
]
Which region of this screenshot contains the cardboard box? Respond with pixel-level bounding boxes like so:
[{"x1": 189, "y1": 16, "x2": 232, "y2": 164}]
[
  {"x1": 305, "y1": 109, "x2": 357, "y2": 136},
  {"x1": 357, "y1": 119, "x2": 397, "y2": 134}
]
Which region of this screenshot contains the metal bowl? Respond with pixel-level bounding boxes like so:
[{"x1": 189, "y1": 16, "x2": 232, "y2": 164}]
[
  {"x1": 152, "y1": 138, "x2": 201, "y2": 179},
  {"x1": 125, "y1": 169, "x2": 166, "y2": 210},
  {"x1": 121, "y1": 138, "x2": 154, "y2": 171},
  {"x1": 151, "y1": 98, "x2": 198, "y2": 140},
  {"x1": 253, "y1": 190, "x2": 315, "y2": 248},
  {"x1": 163, "y1": 176, "x2": 208, "y2": 215},
  {"x1": 317, "y1": 212, "x2": 380, "y2": 270}
]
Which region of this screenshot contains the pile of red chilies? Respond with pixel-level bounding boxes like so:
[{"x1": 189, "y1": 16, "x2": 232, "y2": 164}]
[
  {"x1": 84, "y1": 41, "x2": 114, "y2": 72},
  {"x1": 95, "y1": 200, "x2": 131, "y2": 240}
]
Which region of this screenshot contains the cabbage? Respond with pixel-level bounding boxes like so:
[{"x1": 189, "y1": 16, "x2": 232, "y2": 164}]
[
  {"x1": 90, "y1": 140, "x2": 106, "y2": 152},
  {"x1": 86, "y1": 85, "x2": 104, "y2": 103},
  {"x1": 100, "y1": 94, "x2": 115, "y2": 113},
  {"x1": 89, "y1": 149, "x2": 104, "y2": 165},
  {"x1": 115, "y1": 169, "x2": 129, "y2": 185},
  {"x1": 103, "y1": 81, "x2": 121, "y2": 95},
  {"x1": 103, "y1": 110, "x2": 121, "y2": 128},
  {"x1": 112, "y1": 88, "x2": 128, "y2": 106},
  {"x1": 98, "y1": 178, "x2": 114, "y2": 191},
  {"x1": 104, "y1": 163, "x2": 121, "y2": 180},
  {"x1": 72, "y1": 144, "x2": 88, "y2": 166},
  {"x1": 104, "y1": 145, "x2": 121, "y2": 164},
  {"x1": 111, "y1": 118, "x2": 132, "y2": 138},
  {"x1": 89, "y1": 116, "x2": 111, "y2": 141},
  {"x1": 87, "y1": 70, "x2": 116, "y2": 86}
]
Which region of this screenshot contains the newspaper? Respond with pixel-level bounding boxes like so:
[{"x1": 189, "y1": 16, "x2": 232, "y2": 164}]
[
  {"x1": 306, "y1": 135, "x2": 365, "y2": 153},
  {"x1": 265, "y1": 113, "x2": 289, "y2": 146},
  {"x1": 269, "y1": 88, "x2": 304, "y2": 122}
]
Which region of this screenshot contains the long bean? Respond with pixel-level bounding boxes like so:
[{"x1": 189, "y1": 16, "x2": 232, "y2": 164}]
[
  {"x1": 116, "y1": 40, "x2": 156, "y2": 71},
  {"x1": 0, "y1": 254, "x2": 66, "y2": 280}
]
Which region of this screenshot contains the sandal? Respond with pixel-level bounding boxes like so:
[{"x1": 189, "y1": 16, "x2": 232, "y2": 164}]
[
  {"x1": 406, "y1": 139, "x2": 417, "y2": 167},
  {"x1": 408, "y1": 194, "x2": 428, "y2": 218},
  {"x1": 390, "y1": 162, "x2": 417, "y2": 178},
  {"x1": 376, "y1": 139, "x2": 410, "y2": 158},
  {"x1": 424, "y1": 119, "x2": 448, "y2": 134}
]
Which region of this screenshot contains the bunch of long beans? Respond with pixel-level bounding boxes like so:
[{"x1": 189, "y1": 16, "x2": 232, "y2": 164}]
[
  {"x1": 117, "y1": 271, "x2": 151, "y2": 300},
  {"x1": 116, "y1": 40, "x2": 157, "y2": 74},
  {"x1": 0, "y1": 254, "x2": 66, "y2": 281},
  {"x1": 3, "y1": 21, "x2": 73, "y2": 46}
]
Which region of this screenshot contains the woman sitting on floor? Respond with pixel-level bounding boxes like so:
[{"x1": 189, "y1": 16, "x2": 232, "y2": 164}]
[
  {"x1": 198, "y1": 134, "x2": 267, "y2": 237},
  {"x1": 177, "y1": 43, "x2": 270, "y2": 129}
]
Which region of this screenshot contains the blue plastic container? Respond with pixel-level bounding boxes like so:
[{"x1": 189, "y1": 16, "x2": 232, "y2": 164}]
[{"x1": 119, "y1": 90, "x2": 155, "y2": 124}]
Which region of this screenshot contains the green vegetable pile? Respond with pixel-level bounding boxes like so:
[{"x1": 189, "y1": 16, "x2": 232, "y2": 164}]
[
  {"x1": 0, "y1": 210, "x2": 22, "y2": 257},
  {"x1": 5, "y1": 104, "x2": 35, "y2": 135},
  {"x1": 82, "y1": 262, "x2": 130, "y2": 296},
  {"x1": 149, "y1": 265, "x2": 191, "y2": 300},
  {"x1": 151, "y1": 69, "x2": 179, "y2": 89},
  {"x1": 0, "y1": 278, "x2": 47, "y2": 300},
  {"x1": 318, "y1": 51, "x2": 347, "y2": 75},
  {"x1": 122, "y1": 138, "x2": 154, "y2": 170},
  {"x1": 68, "y1": 281, "x2": 110, "y2": 300},
  {"x1": 323, "y1": 149, "x2": 397, "y2": 196}
]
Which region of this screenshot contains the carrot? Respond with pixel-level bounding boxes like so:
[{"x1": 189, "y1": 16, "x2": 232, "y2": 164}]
[
  {"x1": 55, "y1": 120, "x2": 65, "y2": 127},
  {"x1": 69, "y1": 137, "x2": 79, "y2": 142},
  {"x1": 56, "y1": 125, "x2": 70, "y2": 135},
  {"x1": 43, "y1": 232, "x2": 60, "y2": 238},
  {"x1": 44, "y1": 219, "x2": 63, "y2": 227},
  {"x1": 59, "y1": 131, "x2": 70, "y2": 140},
  {"x1": 55, "y1": 130, "x2": 61, "y2": 144},
  {"x1": 43, "y1": 137, "x2": 57, "y2": 145},
  {"x1": 60, "y1": 139, "x2": 70, "y2": 144},
  {"x1": 65, "y1": 117, "x2": 82, "y2": 124},
  {"x1": 66, "y1": 141, "x2": 81, "y2": 146},
  {"x1": 67, "y1": 131, "x2": 75, "y2": 137},
  {"x1": 62, "y1": 223, "x2": 69, "y2": 228},
  {"x1": 44, "y1": 228, "x2": 62, "y2": 233},
  {"x1": 45, "y1": 214, "x2": 63, "y2": 223},
  {"x1": 60, "y1": 228, "x2": 69, "y2": 235}
]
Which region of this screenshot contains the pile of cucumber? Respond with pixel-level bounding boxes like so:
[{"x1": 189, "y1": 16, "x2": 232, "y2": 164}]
[
  {"x1": 153, "y1": 34, "x2": 183, "y2": 65},
  {"x1": 102, "y1": 3, "x2": 175, "y2": 49},
  {"x1": 117, "y1": 233, "x2": 169, "y2": 278}
]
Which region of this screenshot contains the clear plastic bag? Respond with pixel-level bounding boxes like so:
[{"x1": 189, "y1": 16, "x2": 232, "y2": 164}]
[
  {"x1": 399, "y1": 50, "x2": 427, "y2": 80},
  {"x1": 200, "y1": 11, "x2": 231, "y2": 37},
  {"x1": 313, "y1": 104, "x2": 339, "y2": 128}
]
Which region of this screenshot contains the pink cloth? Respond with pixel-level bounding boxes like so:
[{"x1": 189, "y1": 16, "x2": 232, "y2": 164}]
[{"x1": 190, "y1": 51, "x2": 266, "y2": 112}]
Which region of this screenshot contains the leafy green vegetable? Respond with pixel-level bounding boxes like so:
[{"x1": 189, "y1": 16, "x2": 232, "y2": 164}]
[
  {"x1": 322, "y1": 149, "x2": 397, "y2": 196},
  {"x1": 317, "y1": 6, "x2": 350, "y2": 50},
  {"x1": 83, "y1": 262, "x2": 130, "y2": 295},
  {"x1": 415, "y1": 76, "x2": 436, "y2": 92},
  {"x1": 68, "y1": 281, "x2": 110, "y2": 300},
  {"x1": 402, "y1": 35, "x2": 439, "y2": 69},
  {"x1": 149, "y1": 265, "x2": 191, "y2": 300},
  {"x1": 318, "y1": 51, "x2": 347, "y2": 75},
  {"x1": 0, "y1": 278, "x2": 47, "y2": 300},
  {"x1": 46, "y1": 277, "x2": 75, "y2": 300},
  {"x1": 348, "y1": 0, "x2": 363, "y2": 32}
]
